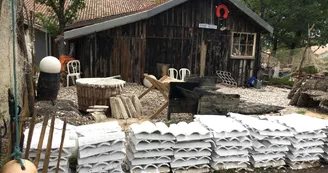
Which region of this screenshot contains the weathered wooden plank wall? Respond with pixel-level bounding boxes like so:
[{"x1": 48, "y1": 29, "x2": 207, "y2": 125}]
[{"x1": 72, "y1": 0, "x2": 264, "y2": 85}]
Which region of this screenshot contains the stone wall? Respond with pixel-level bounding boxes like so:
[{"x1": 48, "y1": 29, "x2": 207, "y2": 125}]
[{"x1": 0, "y1": 0, "x2": 25, "y2": 121}]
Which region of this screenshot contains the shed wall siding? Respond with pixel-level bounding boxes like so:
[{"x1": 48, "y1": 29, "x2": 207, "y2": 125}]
[{"x1": 73, "y1": 0, "x2": 262, "y2": 85}]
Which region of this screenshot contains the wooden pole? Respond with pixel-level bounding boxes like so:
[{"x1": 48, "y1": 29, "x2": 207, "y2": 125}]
[
  {"x1": 200, "y1": 41, "x2": 207, "y2": 76},
  {"x1": 55, "y1": 119, "x2": 67, "y2": 173},
  {"x1": 42, "y1": 115, "x2": 56, "y2": 173},
  {"x1": 24, "y1": 110, "x2": 37, "y2": 159},
  {"x1": 34, "y1": 115, "x2": 49, "y2": 167}
]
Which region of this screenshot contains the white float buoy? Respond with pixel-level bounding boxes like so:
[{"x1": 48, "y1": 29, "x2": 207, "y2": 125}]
[
  {"x1": 39, "y1": 56, "x2": 61, "y2": 73},
  {"x1": 143, "y1": 75, "x2": 157, "y2": 88}
]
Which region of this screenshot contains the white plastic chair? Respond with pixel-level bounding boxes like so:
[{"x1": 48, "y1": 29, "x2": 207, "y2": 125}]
[
  {"x1": 168, "y1": 68, "x2": 178, "y2": 79},
  {"x1": 179, "y1": 68, "x2": 191, "y2": 81},
  {"x1": 66, "y1": 60, "x2": 81, "y2": 87}
]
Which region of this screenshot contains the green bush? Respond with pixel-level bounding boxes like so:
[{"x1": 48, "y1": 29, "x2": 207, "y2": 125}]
[
  {"x1": 268, "y1": 76, "x2": 294, "y2": 86},
  {"x1": 300, "y1": 66, "x2": 319, "y2": 74}
]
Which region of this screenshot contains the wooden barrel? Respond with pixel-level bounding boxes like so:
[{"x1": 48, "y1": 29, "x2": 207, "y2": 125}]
[
  {"x1": 76, "y1": 78, "x2": 126, "y2": 112},
  {"x1": 37, "y1": 72, "x2": 60, "y2": 101}
]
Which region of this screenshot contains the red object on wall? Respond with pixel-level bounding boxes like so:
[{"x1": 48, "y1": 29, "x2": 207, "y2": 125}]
[{"x1": 216, "y1": 4, "x2": 229, "y2": 19}]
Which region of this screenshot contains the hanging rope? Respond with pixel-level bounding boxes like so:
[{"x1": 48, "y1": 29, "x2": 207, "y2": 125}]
[{"x1": 9, "y1": 0, "x2": 25, "y2": 169}]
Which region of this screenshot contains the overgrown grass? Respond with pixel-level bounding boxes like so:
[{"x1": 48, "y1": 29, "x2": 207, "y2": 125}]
[
  {"x1": 296, "y1": 110, "x2": 306, "y2": 115},
  {"x1": 268, "y1": 76, "x2": 294, "y2": 87}
]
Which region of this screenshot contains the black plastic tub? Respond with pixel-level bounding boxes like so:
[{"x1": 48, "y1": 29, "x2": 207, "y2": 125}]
[{"x1": 37, "y1": 71, "x2": 60, "y2": 101}]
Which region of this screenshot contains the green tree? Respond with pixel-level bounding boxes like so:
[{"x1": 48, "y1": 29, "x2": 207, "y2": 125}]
[
  {"x1": 242, "y1": 0, "x2": 328, "y2": 55},
  {"x1": 36, "y1": 0, "x2": 85, "y2": 55}
]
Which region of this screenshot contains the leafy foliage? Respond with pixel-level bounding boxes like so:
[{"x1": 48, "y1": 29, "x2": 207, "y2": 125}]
[
  {"x1": 36, "y1": 0, "x2": 85, "y2": 36},
  {"x1": 242, "y1": 0, "x2": 328, "y2": 49},
  {"x1": 36, "y1": 12, "x2": 59, "y2": 36}
]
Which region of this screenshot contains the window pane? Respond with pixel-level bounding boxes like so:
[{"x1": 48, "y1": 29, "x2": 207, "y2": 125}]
[
  {"x1": 248, "y1": 34, "x2": 254, "y2": 45},
  {"x1": 232, "y1": 45, "x2": 241, "y2": 56},
  {"x1": 231, "y1": 33, "x2": 255, "y2": 58},
  {"x1": 246, "y1": 46, "x2": 253, "y2": 56},
  {"x1": 233, "y1": 33, "x2": 241, "y2": 44}
]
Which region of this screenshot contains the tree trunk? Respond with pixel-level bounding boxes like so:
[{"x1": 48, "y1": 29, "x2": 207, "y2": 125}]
[
  {"x1": 57, "y1": 23, "x2": 66, "y2": 56},
  {"x1": 272, "y1": 37, "x2": 278, "y2": 56}
]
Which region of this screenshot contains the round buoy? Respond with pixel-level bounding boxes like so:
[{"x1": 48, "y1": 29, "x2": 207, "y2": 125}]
[
  {"x1": 143, "y1": 75, "x2": 157, "y2": 88},
  {"x1": 216, "y1": 4, "x2": 229, "y2": 19},
  {"x1": 39, "y1": 56, "x2": 61, "y2": 73},
  {"x1": 1, "y1": 160, "x2": 37, "y2": 173}
]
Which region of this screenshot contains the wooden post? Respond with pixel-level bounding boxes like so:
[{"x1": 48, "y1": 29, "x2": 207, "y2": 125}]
[
  {"x1": 56, "y1": 119, "x2": 67, "y2": 173},
  {"x1": 24, "y1": 111, "x2": 37, "y2": 159},
  {"x1": 200, "y1": 41, "x2": 207, "y2": 76},
  {"x1": 42, "y1": 115, "x2": 56, "y2": 173},
  {"x1": 34, "y1": 115, "x2": 49, "y2": 167}
]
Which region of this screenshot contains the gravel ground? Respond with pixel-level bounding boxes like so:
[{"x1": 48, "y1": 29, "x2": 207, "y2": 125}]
[
  {"x1": 57, "y1": 83, "x2": 305, "y2": 123},
  {"x1": 217, "y1": 85, "x2": 304, "y2": 115}
]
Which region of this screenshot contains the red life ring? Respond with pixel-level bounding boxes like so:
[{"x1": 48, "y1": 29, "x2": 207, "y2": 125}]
[{"x1": 216, "y1": 4, "x2": 229, "y2": 19}]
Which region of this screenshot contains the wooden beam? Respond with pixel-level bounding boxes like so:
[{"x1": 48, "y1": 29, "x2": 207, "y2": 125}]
[{"x1": 200, "y1": 40, "x2": 207, "y2": 76}]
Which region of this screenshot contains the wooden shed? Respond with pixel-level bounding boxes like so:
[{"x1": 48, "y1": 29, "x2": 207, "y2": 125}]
[{"x1": 64, "y1": 0, "x2": 273, "y2": 85}]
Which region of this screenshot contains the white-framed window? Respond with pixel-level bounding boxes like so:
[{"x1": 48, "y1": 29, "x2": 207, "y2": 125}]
[{"x1": 231, "y1": 32, "x2": 257, "y2": 59}]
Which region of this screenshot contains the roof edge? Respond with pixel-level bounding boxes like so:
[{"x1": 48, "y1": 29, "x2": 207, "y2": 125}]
[
  {"x1": 229, "y1": 0, "x2": 273, "y2": 33},
  {"x1": 64, "y1": 0, "x2": 273, "y2": 39},
  {"x1": 64, "y1": 0, "x2": 188, "y2": 40}
]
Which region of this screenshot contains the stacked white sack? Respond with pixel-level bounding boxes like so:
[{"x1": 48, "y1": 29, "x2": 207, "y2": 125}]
[
  {"x1": 195, "y1": 115, "x2": 251, "y2": 171},
  {"x1": 77, "y1": 121, "x2": 125, "y2": 173},
  {"x1": 260, "y1": 113, "x2": 327, "y2": 169},
  {"x1": 230, "y1": 113, "x2": 293, "y2": 169},
  {"x1": 23, "y1": 119, "x2": 78, "y2": 173},
  {"x1": 127, "y1": 121, "x2": 174, "y2": 173},
  {"x1": 170, "y1": 122, "x2": 212, "y2": 173}
]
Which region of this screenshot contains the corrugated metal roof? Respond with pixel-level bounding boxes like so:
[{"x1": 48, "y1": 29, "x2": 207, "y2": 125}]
[{"x1": 24, "y1": 0, "x2": 159, "y2": 28}]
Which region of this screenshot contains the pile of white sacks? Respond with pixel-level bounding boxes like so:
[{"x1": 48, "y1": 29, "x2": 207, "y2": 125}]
[
  {"x1": 195, "y1": 115, "x2": 251, "y2": 171},
  {"x1": 23, "y1": 119, "x2": 78, "y2": 173},
  {"x1": 230, "y1": 113, "x2": 292, "y2": 169},
  {"x1": 260, "y1": 114, "x2": 328, "y2": 169},
  {"x1": 76, "y1": 121, "x2": 126, "y2": 173}
]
